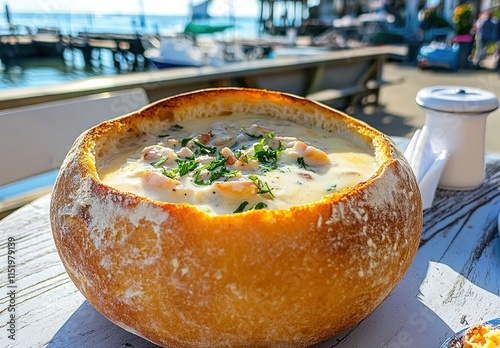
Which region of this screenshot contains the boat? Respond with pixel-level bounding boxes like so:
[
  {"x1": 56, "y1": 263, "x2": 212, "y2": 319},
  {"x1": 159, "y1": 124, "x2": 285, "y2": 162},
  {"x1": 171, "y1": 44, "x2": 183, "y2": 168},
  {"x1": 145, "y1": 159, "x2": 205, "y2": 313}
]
[
  {"x1": 144, "y1": 0, "x2": 236, "y2": 69},
  {"x1": 145, "y1": 35, "x2": 223, "y2": 68},
  {"x1": 183, "y1": 21, "x2": 234, "y2": 36}
]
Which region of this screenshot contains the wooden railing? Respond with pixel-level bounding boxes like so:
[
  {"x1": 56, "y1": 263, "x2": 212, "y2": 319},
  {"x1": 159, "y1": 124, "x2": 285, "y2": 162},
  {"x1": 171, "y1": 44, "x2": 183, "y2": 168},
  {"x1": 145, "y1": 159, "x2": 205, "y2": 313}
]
[{"x1": 0, "y1": 45, "x2": 406, "y2": 111}]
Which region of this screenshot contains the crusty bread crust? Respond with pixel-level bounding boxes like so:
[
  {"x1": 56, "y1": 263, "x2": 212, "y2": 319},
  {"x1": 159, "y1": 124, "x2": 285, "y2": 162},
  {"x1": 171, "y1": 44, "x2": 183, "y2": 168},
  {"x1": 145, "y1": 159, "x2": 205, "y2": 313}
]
[{"x1": 50, "y1": 88, "x2": 422, "y2": 347}]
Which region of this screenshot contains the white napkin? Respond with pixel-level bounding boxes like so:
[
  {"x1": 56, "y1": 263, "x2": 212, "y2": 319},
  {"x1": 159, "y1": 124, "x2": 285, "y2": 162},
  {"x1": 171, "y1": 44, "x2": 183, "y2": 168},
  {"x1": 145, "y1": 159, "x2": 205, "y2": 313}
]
[{"x1": 404, "y1": 126, "x2": 449, "y2": 210}]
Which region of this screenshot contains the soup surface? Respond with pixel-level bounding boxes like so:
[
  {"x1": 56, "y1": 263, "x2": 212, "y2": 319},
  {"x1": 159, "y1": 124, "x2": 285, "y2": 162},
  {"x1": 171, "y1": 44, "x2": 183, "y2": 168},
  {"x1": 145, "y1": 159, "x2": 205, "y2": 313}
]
[{"x1": 99, "y1": 115, "x2": 378, "y2": 214}]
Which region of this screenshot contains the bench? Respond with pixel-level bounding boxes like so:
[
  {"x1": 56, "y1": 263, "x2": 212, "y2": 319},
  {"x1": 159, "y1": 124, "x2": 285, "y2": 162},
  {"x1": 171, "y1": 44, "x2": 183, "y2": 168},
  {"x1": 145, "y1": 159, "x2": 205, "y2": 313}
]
[{"x1": 306, "y1": 77, "x2": 405, "y2": 107}]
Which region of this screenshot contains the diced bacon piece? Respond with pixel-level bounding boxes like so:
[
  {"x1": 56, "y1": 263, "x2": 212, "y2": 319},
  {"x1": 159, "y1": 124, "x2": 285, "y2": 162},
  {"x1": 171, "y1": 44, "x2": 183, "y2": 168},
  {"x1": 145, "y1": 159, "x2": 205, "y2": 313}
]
[
  {"x1": 298, "y1": 173, "x2": 313, "y2": 180},
  {"x1": 220, "y1": 147, "x2": 237, "y2": 165},
  {"x1": 197, "y1": 133, "x2": 212, "y2": 145}
]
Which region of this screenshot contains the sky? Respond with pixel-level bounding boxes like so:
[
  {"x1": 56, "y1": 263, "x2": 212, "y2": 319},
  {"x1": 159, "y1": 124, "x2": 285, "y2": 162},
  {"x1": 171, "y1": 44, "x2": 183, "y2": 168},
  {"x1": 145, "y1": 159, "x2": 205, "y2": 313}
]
[{"x1": 4, "y1": 0, "x2": 261, "y2": 17}]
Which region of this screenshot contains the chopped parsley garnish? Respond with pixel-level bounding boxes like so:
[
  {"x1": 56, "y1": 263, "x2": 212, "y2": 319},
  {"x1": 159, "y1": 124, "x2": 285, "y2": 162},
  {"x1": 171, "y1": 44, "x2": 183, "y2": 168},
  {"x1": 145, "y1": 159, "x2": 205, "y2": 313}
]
[
  {"x1": 177, "y1": 157, "x2": 199, "y2": 176},
  {"x1": 154, "y1": 130, "x2": 282, "y2": 200},
  {"x1": 204, "y1": 156, "x2": 228, "y2": 171},
  {"x1": 151, "y1": 157, "x2": 168, "y2": 168},
  {"x1": 245, "y1": 133, "x2": 264, "y2": 139},
  {"x1": 181, "y1": 137, "x2": 192, "y2": 147},
  {"x1": 233, "y1": 201, "x2": 249, "y2": 213},
  {"x1": 162, "y1": 168, "x2": 177, "y2": 179},
  {"x1": 161, "y1": 157, "x2": 199, "y2": 178},
  {"x1": 249, "y1": 174, "x2": 274, "y2": 198},
  {"x1": 251, "y1": 132, "x2": 283, "y2": 170},
  {"x1": 250, "y1": 202, "x2": 267, "y2": 210},
  {"x1": 193, "y1": 140, "x2": 217, "y2": 155},
  {"x1": 233, "y1": 201, "x2": 268, "y2": 213},
  {"x1": 297, "y1": 157, "x2": 310, "y2": 170},
  {"x1": 193, "y1": 156, "x2": 239, "y2": 185},
  {"x1": 206, "y1": 167, "x2": 229, "y2": 183},
  {"x1": 223, "y1": 170, "x2": 239, "y2": 179},
  {"x1": 327, "y1": 184, "x2": 337, "y2": 192}
]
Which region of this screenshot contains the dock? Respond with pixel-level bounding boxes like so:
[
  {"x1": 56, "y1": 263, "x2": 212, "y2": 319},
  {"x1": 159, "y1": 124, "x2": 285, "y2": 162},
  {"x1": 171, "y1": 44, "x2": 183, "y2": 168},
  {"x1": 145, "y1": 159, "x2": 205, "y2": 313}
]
[{"x1": 0, "y1": 30, "x2": 155, "y2": 70}]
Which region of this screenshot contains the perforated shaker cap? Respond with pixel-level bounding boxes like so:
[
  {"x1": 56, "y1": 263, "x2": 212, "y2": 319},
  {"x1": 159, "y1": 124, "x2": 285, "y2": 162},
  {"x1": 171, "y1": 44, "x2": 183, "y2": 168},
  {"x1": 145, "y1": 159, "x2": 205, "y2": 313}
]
[{"x1": 415, "y1": 86, "x2": 499, "y2": 114}]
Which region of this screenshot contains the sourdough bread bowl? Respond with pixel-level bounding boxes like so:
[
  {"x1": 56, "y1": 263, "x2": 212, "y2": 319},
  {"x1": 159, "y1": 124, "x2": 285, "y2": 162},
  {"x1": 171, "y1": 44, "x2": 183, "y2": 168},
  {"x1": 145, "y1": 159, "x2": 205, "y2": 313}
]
[{"x1": 50, "y1": 88, "x2": 422, "y2": 348}]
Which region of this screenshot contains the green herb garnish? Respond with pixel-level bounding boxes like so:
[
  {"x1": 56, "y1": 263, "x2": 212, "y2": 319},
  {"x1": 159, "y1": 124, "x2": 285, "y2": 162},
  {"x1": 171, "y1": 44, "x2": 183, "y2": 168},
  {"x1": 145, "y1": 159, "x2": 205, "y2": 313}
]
[
  {"x1": 177, "y1": 157, "x2": 199, "y2": 176},
  {"x1": 249, "y1": 174, "x2": 274, "y2": 198},
  {"x1": 162, "y1": 168, "x2": 177, "y2": 179},
  {"x1": 192, "y1": 155, "x2": 240, "y2": 185},
  {"x1": 223, "y1": 170, "x2": 239, "y2": 180},
  {"x1": 245, "y1": 133, "x2": 264, "y2": 139},
  {"x1": 327, "y1": 184, "x2": 337, "y2": 192},
  {"x1": 252, "y1": 133, "x2": 283, "y2": 170},
  {"x1": 233, "y1": 201, "x2": 268, "y2": 213},
  {"x1": 181, "y1": 137, "x2": 192, "y2": 147},
  {"x1": 193, "y1": 139, "x2": 217, "y2": 155},
  {"x1": 161, "y1": 157, "x2": 199, "y2": 178},
  {"x1": 297, "y1": 157, "x2": 310, "y2": 170},
  {"x1": 151, "y1": 157, "x2": 168, "y2": 168},
  {"x1": 249, "y1": 202, "x2": 267, "y2": 210},
  {"x1": 233, "y1": 201, "x2": 249, "y2": 213},
  {"x1": 193, "y1": 170, "x2": 208, "y2": 186}
]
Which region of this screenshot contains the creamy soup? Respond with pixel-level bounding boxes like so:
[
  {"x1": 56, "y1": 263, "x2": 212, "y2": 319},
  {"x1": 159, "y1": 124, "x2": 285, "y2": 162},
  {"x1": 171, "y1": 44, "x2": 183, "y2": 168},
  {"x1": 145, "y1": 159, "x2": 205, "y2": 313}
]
[{"x1": 99, "y1": 115, "x2": 378, "y2": 214}]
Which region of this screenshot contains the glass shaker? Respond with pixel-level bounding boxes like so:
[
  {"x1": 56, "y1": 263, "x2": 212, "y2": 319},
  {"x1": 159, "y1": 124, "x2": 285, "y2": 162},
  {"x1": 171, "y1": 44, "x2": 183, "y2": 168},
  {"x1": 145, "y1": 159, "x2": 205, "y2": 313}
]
[{"x1": 415, "y1": 86, "x2": 499, "y2": 190}]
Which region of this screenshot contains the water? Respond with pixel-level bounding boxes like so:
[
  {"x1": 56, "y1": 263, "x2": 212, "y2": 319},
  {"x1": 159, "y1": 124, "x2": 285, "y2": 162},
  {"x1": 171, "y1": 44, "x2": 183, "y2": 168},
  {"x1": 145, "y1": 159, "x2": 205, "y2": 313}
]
[
  {"x1": 0, "y1": 12, "x2": 262, "y2": 91},
  {"x1": 2, "y1": 12, "x2": 260, "y2": 37}
]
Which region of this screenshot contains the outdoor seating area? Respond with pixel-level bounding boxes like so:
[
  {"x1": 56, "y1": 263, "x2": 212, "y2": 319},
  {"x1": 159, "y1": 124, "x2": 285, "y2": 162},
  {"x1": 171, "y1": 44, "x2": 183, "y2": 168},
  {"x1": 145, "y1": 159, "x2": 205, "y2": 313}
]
[{"x1": 0, "y1": 6, "x2": 499, "y2": 343}]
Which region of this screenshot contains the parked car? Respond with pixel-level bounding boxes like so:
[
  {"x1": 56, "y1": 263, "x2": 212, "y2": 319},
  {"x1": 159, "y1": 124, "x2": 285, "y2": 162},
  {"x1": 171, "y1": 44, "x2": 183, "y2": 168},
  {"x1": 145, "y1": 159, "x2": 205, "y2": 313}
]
[{"x1": 417, "y1": 41, "x2": 460, "y2": 71}]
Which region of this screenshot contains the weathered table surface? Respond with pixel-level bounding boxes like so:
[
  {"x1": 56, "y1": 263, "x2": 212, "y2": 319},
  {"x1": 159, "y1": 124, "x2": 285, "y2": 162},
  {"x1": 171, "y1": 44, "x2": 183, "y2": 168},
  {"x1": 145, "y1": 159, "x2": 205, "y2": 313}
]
[{"x1": 1, "y1": 153, "x2": 499, "y2": 348}]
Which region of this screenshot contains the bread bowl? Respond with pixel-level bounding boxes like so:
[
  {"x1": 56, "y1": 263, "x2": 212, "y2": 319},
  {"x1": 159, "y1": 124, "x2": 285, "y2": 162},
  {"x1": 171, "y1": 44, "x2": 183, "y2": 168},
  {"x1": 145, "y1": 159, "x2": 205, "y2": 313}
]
[{"x1": 50, "y1": 88, "x2": 422, "y2": 347}]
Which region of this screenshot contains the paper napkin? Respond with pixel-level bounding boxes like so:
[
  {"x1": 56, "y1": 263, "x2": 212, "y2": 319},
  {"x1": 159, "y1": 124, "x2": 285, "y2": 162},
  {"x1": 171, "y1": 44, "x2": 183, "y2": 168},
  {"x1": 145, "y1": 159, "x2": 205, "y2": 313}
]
[{"x1": 404, "y1": 126, "x2": 449, "y2": 210}]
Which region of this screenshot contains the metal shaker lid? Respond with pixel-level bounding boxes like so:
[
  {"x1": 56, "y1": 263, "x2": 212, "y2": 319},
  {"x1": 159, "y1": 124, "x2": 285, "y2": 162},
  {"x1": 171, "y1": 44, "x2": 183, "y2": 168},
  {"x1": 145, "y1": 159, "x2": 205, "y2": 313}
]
[{"x1": 416, "y1": 86, "x2": 499, "y2": 114}]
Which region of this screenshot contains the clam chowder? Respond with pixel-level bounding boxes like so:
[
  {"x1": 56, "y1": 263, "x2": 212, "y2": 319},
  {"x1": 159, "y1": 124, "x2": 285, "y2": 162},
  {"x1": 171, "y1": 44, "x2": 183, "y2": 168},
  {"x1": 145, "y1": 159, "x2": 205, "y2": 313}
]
[{"x1": 98, "y1": 115, "x2": 377, "y2": 214}]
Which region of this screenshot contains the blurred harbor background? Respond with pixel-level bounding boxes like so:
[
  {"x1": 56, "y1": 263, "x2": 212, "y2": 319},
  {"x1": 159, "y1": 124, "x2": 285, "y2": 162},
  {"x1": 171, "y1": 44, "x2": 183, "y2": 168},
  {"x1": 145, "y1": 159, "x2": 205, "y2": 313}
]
[
  {"x1": 2, "y1": 0, "x2": 499, "y2": 90},
  {"x1": 0, "y1": 11, "x2": 261, "y2": 89}
]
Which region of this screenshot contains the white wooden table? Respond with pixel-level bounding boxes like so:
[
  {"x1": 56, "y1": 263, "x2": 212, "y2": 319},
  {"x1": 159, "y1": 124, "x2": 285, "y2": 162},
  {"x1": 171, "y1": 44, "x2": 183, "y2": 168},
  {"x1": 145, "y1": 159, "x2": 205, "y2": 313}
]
[{"x1": 1, "y1": 154, "x2": 499, "y2": 348}]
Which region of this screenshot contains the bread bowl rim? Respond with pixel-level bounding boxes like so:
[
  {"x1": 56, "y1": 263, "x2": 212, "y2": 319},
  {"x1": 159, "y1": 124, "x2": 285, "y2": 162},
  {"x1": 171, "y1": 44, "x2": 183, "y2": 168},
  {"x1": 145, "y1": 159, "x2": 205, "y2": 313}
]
[{"x1": 70, "y1": 87, "x2": 405, "y2": 217}]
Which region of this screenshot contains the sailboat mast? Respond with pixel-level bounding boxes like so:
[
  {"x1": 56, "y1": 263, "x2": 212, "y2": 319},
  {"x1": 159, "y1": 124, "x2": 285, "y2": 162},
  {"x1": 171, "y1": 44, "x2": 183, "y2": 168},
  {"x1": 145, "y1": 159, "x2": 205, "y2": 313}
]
[{"x1": 138, "y1": 0, "x2": 146, "y2": 30}]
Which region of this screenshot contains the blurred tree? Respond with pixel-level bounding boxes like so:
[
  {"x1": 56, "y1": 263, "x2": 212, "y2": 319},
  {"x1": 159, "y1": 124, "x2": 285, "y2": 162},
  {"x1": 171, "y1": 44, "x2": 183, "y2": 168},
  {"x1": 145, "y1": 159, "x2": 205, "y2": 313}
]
[{"x1": 453, "y1": 3, "x2": 473, "y2": 35}]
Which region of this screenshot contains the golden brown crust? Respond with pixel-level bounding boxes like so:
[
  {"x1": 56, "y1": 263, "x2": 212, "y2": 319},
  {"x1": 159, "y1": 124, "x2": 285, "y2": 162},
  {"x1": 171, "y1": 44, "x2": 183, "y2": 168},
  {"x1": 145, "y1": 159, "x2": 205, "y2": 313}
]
[{"x1": 50, "y1": 88, "x2": 422, "y2": 347}]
